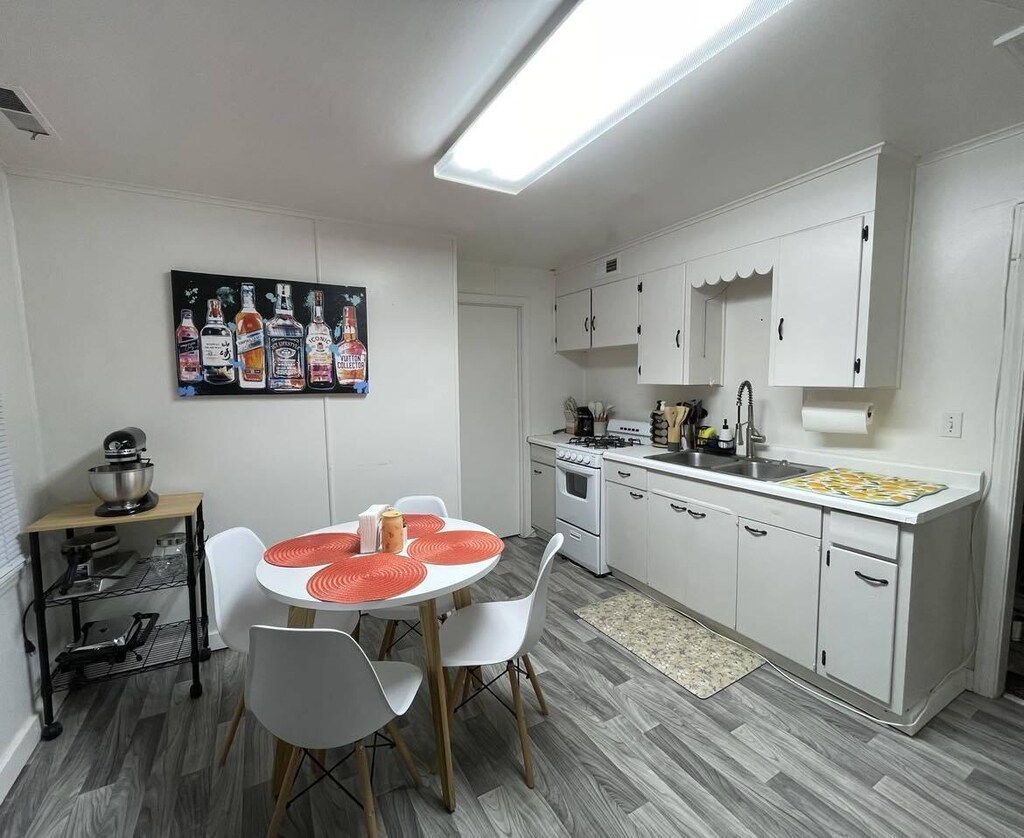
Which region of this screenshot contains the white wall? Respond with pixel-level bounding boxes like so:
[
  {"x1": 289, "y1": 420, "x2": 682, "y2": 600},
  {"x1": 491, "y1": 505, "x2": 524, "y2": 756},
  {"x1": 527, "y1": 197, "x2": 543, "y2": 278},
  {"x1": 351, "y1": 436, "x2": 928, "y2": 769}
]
[
  {"x1": 0, "y1": 170, "x2": 49, "y2": 800},
  {"x1": 457, "y1": 261, "x2": 585, "y2": 434}
]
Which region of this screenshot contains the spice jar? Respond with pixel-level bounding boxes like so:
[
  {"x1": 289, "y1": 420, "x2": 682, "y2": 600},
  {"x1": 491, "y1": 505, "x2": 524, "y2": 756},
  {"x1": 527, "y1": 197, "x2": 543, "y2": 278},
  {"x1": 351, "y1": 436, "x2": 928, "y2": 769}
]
[
  {"x1": 152, "y1": 532, "x2": 187, "y2": 579},
  {"x1": 380, "y1": 509, "x2": 405, "y2": 553}
]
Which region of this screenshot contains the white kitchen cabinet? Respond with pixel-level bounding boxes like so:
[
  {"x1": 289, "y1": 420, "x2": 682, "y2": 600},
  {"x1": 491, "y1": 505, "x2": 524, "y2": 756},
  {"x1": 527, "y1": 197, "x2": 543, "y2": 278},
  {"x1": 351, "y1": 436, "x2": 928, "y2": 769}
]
[
  {"x1": 818, "y1": 546, "x2": 898, "y2": 703},
  {"x1": 590, "y1": 278, "x2": 638, "y2": 349},
  {"x1": 637, "y1": 266, "x2": 685, "y2": 384},
  {"x1": 530, "y1": 462, "x2": 555, "y2": 536},
  {"x1": 678, "y1": 500, "x2": 737, "y2": 628},
  {"x1": 555, "y1": 289, "x2": 592, "y2": 352},
  {"x1": 647, "y1": 493, "x2": 690, "y2": 605},
  {"x1": 736, "y1": 519, "x2": 821, "y2": 669},
  {"x1": 604, "y1": 480, "x2": 648, "y2": 582}
]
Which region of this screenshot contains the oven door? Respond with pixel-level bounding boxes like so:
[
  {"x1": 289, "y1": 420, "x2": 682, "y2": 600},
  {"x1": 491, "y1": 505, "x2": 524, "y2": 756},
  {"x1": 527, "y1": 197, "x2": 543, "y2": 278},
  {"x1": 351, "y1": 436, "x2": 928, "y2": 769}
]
[{"x1": 555, "y1": 460, "x2": 601, "y2": 535}]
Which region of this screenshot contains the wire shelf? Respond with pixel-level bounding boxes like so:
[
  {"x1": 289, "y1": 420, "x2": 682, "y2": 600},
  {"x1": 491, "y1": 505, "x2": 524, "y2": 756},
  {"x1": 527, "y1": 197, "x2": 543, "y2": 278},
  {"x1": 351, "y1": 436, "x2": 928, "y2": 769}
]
[
  {"x1": 45, "y1": 555, "x2": 203, "y2": 607},
  {"x1": 50, "y1": 619, "x2": 194, "y2": 692}
]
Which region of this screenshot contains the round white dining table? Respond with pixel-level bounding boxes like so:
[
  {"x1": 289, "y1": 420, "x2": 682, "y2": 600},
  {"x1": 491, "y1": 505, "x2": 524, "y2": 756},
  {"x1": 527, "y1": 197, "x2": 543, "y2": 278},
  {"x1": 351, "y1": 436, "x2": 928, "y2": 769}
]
[{"x1": 256, "y1": 516, "x2": 503, "y2": 813}]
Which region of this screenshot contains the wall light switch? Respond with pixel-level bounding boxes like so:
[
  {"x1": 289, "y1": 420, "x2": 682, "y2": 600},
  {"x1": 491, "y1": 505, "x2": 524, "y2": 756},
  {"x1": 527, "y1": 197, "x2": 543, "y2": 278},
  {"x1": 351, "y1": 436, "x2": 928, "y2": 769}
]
[{"x1": 941, "y1": 411, "x2": 963, "y2": 438}]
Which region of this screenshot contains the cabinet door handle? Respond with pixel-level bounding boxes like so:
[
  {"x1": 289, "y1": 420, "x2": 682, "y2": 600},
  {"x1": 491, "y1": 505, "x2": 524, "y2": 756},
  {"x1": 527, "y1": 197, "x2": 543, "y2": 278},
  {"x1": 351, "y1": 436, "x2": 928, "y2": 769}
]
[
  {"x1": 584, "y1": 317, "x2": 589, "y2": 332},
  {"x1": 670, "y1": 503, "x2": 686, "y2": 513},
  {"x1": 591, "y1": 315, "x2": 596, "y2": 331},
  {"x1": 629, "y1": 492, "x2": 643, "y2": 500},
  {"x1": 533, "y1": 469, "x2": 543, "y2": 475},
  {"x1": 854, "y1": 570, "x2": 889, "y2": 586},
  {"x1": 675, "y1": 329, "x2": 681, "y2": 348},
  {"x1": 687, "y1": 509, "x2": 706, "y2": 520},
  {"x1": 778, "y1": 318, "x2": 784, "y2": 341},
  {"x1": 617, "y1": 470, "x2": 631, "y2": 478},
  {"x1": 744, "y1": 525, "x2": 768, "y2": 536}
]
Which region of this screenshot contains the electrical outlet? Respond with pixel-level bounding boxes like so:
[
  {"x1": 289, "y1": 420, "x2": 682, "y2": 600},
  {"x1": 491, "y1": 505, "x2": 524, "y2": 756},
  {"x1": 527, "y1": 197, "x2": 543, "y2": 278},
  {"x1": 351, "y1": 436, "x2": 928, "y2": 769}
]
[{"x1": 941, "y1": 411, "x2": 963, "y2": 438}]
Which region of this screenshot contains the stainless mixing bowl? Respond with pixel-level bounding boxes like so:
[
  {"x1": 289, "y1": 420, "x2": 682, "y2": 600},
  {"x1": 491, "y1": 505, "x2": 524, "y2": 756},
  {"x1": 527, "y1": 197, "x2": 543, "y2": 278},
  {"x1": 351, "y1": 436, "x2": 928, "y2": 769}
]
[{"x1": 87, "y1": 462, "x2": 154, "y2": 507}]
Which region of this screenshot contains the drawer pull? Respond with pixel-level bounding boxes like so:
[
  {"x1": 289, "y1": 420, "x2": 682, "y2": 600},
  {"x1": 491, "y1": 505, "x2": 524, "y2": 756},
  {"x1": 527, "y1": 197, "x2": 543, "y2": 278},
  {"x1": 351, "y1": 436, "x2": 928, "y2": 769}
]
[
  {"x1": 686, "y1": 509, "x2": 706, "y2": 520},
  {"x1": 670, "y1": 503, "x2": 686, "y2": 513},
  {"x1": 854, "y1": 570, "x2": 889, "y2": 586},
  {"x1": 617, "y1": 470, "x2": 631, "y2": 478},
  {"x1": 533, "y1": 469, "x2": 543, "y2": 475},
  {"x1": 629, "y1": 491, "x2": 643, "y2": 500},
  {"x1": 744, "y1": 525, "x2": 768, "y2": 536},
  {"x1": 569, "y1": 532, "x2": 582, "y2": 541}
]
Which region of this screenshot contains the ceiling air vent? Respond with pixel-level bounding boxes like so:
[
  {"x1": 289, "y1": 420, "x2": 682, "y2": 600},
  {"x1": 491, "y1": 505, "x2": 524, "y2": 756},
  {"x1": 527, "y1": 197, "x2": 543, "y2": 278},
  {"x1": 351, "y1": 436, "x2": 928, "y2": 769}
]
[
  {"x1": 595, "y1": 254, "x2": 621, "y2": 279},
  {"x1": 995, "y1": 25, "x2": 1024, "y2": 72},
  {"x1": 0, "y1": 86, "x2": 57, "y2": 139}
]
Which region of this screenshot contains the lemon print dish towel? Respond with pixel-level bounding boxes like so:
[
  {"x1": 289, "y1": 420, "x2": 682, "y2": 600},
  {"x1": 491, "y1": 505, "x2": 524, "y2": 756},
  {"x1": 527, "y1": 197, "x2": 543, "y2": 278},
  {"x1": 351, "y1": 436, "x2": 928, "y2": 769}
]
[{"x1": 780, "y1": 467, "x2": 947, "y2": 506}]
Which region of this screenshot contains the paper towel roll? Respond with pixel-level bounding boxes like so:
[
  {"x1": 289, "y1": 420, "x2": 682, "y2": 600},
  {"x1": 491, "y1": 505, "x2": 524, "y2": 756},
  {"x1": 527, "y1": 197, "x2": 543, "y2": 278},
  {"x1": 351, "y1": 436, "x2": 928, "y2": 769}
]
[{"x1": 801, "y1": 401, "x2": 874, "y2": 434}]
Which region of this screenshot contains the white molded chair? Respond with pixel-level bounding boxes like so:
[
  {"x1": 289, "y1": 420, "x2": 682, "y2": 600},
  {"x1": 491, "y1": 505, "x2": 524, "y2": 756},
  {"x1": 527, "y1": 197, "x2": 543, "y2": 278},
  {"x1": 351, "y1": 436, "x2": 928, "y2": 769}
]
[
  {"x1": 207, "y1": 526, "x2": 359, "y2": 767},
  {"x1": 247, "y1": 626, "x2": 422, "y2": 838},
  {"x1": 438, "y1": 533, "x2": 563, "y2": 788},
  {"x1": 373, "y1": 496, "x2": 455, "y2": 659}
]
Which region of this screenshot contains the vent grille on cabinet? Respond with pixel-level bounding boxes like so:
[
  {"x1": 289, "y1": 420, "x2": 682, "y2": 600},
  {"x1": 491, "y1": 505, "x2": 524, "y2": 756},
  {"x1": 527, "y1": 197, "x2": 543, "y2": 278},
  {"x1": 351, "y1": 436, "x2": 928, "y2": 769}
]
[
  {"x1": 605, "y1": 257, "x2": 618, "y2": 274},
  {"x1": 595, "y1": 253, "x2": 621, "y2": 278},
  {"x1": 0, "y1": 86, "x2": 56, "y2": 139}
]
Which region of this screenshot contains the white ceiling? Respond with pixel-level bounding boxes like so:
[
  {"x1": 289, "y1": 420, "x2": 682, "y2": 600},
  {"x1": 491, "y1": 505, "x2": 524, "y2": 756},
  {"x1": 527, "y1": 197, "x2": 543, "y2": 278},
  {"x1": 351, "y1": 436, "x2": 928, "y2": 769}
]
[{"x1": 2, "y1": 0, "x2": 1023, "y2": 269}]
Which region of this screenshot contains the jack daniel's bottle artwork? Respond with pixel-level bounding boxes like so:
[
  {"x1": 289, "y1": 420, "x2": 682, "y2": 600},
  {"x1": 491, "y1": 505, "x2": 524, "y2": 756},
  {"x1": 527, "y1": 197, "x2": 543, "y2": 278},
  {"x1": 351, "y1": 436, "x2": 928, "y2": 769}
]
[
  {"x1": 265, "y1": 282, "x2": 305, "y2": 392},
  {"x1": 200, "y1": 299, "x2": 235, "y2": 384}
]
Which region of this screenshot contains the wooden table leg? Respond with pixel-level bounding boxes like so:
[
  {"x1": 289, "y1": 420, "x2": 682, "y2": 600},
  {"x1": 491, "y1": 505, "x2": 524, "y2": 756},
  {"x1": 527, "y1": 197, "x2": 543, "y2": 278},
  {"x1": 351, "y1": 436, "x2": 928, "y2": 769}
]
[
  {"x1": 419, "y1": 598, "x2": 455, "y2": 812},
  {"x1": 272, "y1": 606, "x2": 316, "y2": 795}
]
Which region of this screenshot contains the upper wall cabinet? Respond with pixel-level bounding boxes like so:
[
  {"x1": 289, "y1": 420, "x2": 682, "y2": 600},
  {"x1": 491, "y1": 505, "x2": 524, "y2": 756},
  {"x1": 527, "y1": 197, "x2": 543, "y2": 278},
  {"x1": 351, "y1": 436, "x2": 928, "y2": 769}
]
[
  {"x1": 637, "y1": 264, "x2": 724, "y2": 385},
  {"x1": 556, "y1": 278, "x2": 638, "y2": 352},
  {"x1": 769, "y1": 155, "x2": 912, "y2": 388}
]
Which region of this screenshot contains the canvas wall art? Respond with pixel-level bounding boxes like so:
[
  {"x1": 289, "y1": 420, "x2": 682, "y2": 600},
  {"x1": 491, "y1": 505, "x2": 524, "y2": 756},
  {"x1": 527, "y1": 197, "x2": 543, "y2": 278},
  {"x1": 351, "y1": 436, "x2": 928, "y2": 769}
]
[{"x1": 170, "y1": 270, "x2": 368, "y2": 397}]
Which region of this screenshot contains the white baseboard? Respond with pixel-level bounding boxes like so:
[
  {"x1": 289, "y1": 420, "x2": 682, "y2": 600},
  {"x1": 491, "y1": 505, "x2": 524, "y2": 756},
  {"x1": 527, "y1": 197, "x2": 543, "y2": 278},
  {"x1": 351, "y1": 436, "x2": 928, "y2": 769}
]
[
  {"x1": 0, "y1": 715, "x2": 39, "y2": 803},
  {"x1": 207, "y1": 629, "x2": 226, "y2": 651}
]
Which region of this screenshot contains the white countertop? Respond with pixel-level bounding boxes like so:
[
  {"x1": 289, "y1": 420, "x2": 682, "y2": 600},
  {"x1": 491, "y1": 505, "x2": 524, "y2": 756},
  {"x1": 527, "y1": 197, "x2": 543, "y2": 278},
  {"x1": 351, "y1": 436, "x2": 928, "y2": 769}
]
[{"x1": 527, "y1": 434, "x2": 982, "y2": 525}]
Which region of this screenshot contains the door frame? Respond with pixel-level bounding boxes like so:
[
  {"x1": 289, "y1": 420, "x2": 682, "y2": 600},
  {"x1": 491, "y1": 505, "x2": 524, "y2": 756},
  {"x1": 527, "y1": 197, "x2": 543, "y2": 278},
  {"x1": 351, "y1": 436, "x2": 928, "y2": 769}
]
[
  {"x1": 979, "y1": 202, "x2": 1024, "y2": 696},
  {"x1": 457, "y1": 293, "x2": 532, "y2": 538}
]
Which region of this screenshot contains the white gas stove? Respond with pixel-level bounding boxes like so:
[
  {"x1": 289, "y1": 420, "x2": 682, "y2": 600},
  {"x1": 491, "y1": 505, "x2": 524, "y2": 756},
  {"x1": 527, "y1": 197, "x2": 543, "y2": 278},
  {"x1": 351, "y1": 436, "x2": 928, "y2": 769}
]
[{"x1": 555, "y1": 419, "x2": 650, "y2": 575}]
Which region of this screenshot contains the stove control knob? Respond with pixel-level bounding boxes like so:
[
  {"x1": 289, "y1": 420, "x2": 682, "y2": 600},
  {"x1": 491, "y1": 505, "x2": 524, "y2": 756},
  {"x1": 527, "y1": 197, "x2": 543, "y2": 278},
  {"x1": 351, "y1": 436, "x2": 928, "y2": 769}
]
[
  {"x1": 582, "y1": 455, "x2": 592, "y2": 465},
  {"x1": 572, "y1": 454, "x2": 582, "y2": 463}
]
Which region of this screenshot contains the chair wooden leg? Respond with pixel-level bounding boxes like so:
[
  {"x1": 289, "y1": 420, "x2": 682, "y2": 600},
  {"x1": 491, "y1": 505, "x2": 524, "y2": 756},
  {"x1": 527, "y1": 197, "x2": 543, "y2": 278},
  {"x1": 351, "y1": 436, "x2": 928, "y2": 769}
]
[
  {"x1": 218, "y1": 694, "x2": 245, "y2": 767},
  {"x1": 377, "y1": 620, "x2": 397, "y2": 660},
  {"x1": 267, "y1": 745, "x2": 302, "y2": 838},
  {"x1": 507, "y1": 660, "x2": 534, "y2": 788},
  {"x1": 355, "y1": 742, "x2": 379, "y2": 838},
  {"x1": 447, "y1": 667, "x2": 467, "y2": 721},
  {"x1": 385, "y1": 720, "x2": 420, "y2": 786},
  {"x1": 522, "y1": 654, "x2": 549, "y2": 716}
]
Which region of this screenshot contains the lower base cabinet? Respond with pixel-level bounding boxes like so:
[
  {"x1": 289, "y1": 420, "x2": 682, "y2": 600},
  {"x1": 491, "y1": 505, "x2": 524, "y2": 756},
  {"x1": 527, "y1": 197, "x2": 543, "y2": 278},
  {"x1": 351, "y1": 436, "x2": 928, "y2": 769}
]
[
  {"x1": 736, "y1": 519, "x2": 821, "y2": 670},
  {"x1": 530, "y1": 461, "x2": 555, "y2": 535},
  {"x1": 648, "y1": 494, "x2": 689, "y2": 605},
  {"x1": 605, "y1": 481, "x2": 648, "y2": 582},
  {"x1": 818, "y1": 546, "x2": 898, "y2": 703}
]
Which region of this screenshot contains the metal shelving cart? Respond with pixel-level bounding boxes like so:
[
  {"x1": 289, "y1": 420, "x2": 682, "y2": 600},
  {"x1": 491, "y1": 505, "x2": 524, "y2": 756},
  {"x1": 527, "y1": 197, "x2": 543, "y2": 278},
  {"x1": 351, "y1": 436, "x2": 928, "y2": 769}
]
[{"x1": 24, "y1": 492, "x2": 210, "y2": 740}]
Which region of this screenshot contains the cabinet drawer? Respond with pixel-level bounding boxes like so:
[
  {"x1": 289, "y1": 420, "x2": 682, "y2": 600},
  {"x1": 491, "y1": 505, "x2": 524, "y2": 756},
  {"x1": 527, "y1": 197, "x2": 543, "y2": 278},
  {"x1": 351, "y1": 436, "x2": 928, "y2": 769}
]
[
  {"x1": 605, "y1": 463, "x2": 647, "y2": 490},
  {"x1": 828, "y1": 511, "x2": 898, "y2": 561},
  {"x1": 529, "y1": 444, "x2": 556, "y2": 468},
  {"x1": 648, "y1": 472, "x2": 821, "y2": 537}
]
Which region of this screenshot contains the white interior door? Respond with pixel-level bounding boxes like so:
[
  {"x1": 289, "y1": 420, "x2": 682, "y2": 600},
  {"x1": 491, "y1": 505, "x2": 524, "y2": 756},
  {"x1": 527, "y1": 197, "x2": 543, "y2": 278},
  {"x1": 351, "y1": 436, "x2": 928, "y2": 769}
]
[{"x1": 458, "y1": 303, "x2": 521, "y2": 537}]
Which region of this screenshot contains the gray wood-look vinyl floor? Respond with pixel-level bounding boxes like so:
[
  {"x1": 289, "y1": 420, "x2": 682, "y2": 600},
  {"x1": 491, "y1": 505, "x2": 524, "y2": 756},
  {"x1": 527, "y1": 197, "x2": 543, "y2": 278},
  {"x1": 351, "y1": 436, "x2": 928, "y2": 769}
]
[{"x1": 4, "y1": 536, "x2": 1024, "y2": 837}]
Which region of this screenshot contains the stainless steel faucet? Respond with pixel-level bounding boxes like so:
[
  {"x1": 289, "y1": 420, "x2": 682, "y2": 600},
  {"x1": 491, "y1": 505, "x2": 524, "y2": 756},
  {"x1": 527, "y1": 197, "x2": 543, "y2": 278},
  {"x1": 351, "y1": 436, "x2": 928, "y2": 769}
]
[{"x1": 736, "y1": 380, "x2": 766, "y2": 460}]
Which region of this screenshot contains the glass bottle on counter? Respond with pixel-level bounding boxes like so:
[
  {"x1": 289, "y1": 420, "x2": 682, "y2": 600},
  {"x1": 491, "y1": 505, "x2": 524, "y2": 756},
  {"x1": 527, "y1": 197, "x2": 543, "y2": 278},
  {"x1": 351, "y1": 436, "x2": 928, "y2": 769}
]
[
  {"x1": 305, "y1": 290, "x2": 335, "y2": 390},
  {"x1": 234, "y1": 282, "x2": 265, "y2": 389},
  {"x1": 265, "y1": 282, "x2": 305, "y2": 392},
  {"x1": 334, "y1": 305, "x2": 367, "y2": 388},
  {"x1": 175, "y1": 308, "x2": 201, "y2": 383},
  {"x1": 200, "y1": 298, "x2": 235, "y2": 384}
]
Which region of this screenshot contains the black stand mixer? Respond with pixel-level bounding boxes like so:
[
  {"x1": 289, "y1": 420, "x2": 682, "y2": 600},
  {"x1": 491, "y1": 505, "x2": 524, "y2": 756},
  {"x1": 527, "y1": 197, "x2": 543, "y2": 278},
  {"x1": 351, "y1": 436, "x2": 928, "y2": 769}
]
[{"x1": 87, "y1": 427, "x2": 159, "y2": 517}]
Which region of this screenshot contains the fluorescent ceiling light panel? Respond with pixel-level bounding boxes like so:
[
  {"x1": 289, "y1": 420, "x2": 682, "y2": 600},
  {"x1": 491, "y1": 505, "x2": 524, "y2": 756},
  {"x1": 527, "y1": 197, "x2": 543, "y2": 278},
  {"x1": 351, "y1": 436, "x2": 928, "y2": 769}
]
[{"x1": 435, "y1": 0, "x2": 793, "y2": 194}]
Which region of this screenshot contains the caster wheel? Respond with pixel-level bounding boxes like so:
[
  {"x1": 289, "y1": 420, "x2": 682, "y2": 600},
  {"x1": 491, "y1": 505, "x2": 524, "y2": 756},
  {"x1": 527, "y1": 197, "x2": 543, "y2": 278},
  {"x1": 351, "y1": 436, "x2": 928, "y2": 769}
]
[
  {"x1": 190, "y1": 683, "x2": 203, "y2": 699},
  {"x1": 41, "y1": 721, "x2": 63, "y2": 741},
  {"x1": 199, "y1": 648, "x2": 212, "y2": 662}
]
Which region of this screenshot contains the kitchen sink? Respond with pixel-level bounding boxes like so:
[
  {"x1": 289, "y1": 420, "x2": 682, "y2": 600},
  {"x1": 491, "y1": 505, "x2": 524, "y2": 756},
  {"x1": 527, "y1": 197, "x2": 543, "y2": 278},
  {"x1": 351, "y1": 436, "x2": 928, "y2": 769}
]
[
  {"x1": 710, "y1": 458, "x2": 825, "y2": 482},
  {"x1": 645, "y1": 451, "x2": 740, "y2": 469}
]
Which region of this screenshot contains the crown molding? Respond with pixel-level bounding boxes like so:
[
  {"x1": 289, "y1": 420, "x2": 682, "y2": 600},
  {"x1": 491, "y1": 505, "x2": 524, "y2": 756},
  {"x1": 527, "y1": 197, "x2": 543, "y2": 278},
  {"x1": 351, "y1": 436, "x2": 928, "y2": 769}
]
[{"x1": 917, "y1": 120, "x2": 1024, "y2": 168}]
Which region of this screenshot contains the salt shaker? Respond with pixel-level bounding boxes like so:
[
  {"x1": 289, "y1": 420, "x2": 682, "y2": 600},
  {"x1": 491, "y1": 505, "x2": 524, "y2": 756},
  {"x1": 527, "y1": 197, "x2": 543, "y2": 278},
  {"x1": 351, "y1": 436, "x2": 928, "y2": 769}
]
[{"x1": 380, "y1": 509, "x2": 405, "y2": 553}]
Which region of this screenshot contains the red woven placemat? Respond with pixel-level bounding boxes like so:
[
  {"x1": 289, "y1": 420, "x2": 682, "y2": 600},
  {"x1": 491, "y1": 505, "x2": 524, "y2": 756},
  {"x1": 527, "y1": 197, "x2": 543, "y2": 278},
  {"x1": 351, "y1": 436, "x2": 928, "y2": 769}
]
[
  {"x1": 403, "y1": 513, "x2": 445, "y2": 538},
  {"x1": 307, "y1": 554, "x2": 427, "y2": 603},
  {"x1": 407, "y1": 531, "x2": 504, "y2": 565},
  {"x1": 264, "y1": 533, "x2": 360, "y2": 568}
]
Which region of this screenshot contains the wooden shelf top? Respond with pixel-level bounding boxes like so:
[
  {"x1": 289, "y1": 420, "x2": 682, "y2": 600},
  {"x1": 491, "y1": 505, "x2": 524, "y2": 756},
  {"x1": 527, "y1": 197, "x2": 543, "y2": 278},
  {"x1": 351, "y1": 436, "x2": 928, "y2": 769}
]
[{"x1": 24, "y1": 492, "x2": 203, "y2": 533}]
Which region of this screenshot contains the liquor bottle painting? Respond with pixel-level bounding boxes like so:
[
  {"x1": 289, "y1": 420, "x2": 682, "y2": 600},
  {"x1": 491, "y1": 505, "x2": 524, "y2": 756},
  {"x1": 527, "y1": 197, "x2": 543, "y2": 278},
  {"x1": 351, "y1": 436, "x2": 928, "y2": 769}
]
[{"x1": 170, "y1": 270, "x2": 369, "y2": 397}]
